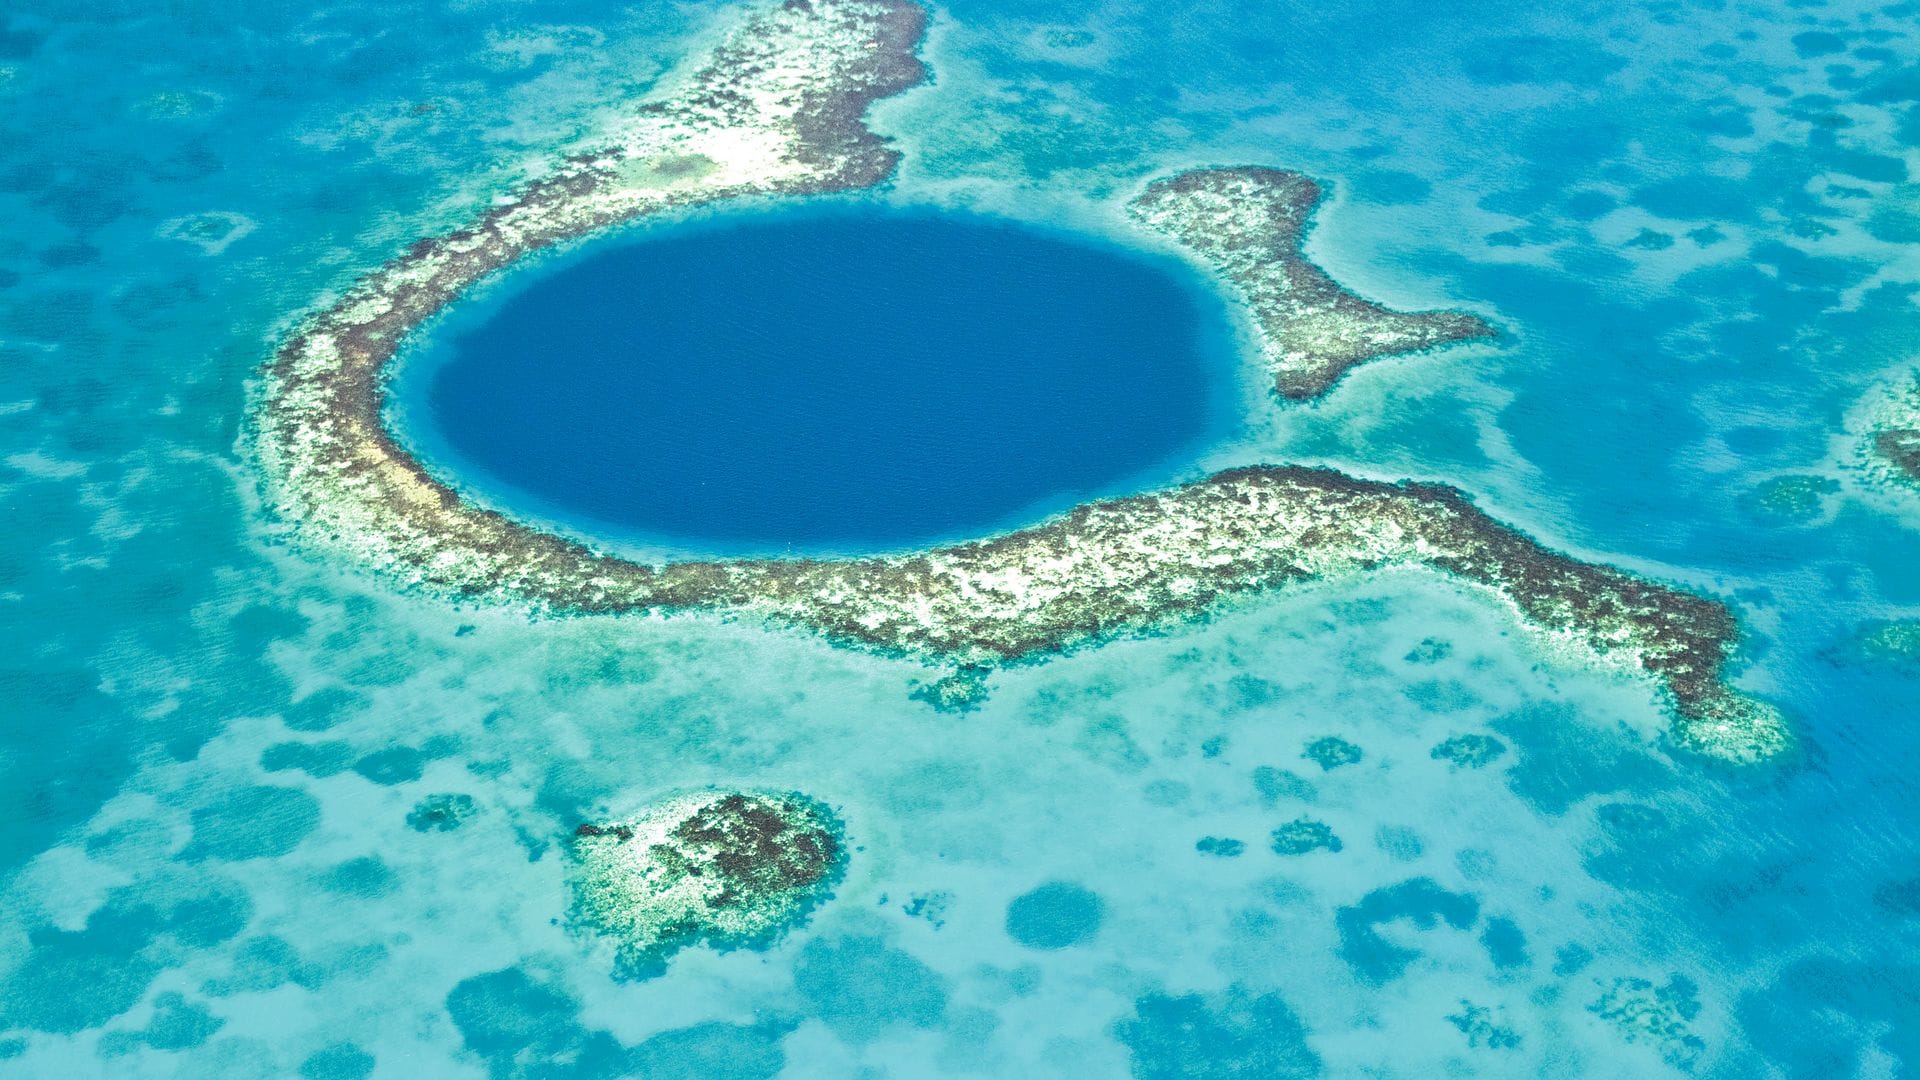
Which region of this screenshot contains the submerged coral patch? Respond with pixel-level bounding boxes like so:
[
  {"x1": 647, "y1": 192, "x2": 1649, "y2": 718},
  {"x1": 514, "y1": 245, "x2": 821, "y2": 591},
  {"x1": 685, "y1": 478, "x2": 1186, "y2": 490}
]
[
  {"x1": 1271, "y1": 817, "x2": 1343, "y2": 856},
  {"x1": 250, "y1": 0, "x2": 1787, "y2": 764},
  {"x1": 1302, "y1": 736, "x2": 1363, "y2": 771},
  {"x1": 1115, "y1": 987, "x2": 1322, "y2": 1078},
  {"x1": 569, "y1": 791, "x2": 845, "y2": 975},
  {"x1": 1589, "y1": 974, "x2": 1707, "y2": 1070},
  {"x1": 1004, "y1": 881, "x2": 1104, "y2": 949},
  {"x1": 1431, "y1": 733, "x2": 1508, "y2": 770}
]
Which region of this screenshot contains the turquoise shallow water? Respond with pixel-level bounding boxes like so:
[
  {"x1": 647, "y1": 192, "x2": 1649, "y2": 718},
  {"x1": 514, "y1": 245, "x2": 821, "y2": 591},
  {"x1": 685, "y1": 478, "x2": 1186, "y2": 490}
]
[{"x1": 3, "y1": 0, "x2": 1919, "y2": 1076}]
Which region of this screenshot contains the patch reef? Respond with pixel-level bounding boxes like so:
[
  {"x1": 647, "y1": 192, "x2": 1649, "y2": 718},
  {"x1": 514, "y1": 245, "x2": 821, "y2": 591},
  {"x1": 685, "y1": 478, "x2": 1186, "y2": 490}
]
[
  {"x1": 1127, "y1": 167, "x2": 1496, "y2": 399},
  {"x1": 252, "y1": 0, "x2": 1788, "y2": 764},
  {"x1": 1866, "y1": 374, "x2": 1920, "y2": 486},
  {"x1": 571, "y1": 791, "x2": 845, "y2": 974}
]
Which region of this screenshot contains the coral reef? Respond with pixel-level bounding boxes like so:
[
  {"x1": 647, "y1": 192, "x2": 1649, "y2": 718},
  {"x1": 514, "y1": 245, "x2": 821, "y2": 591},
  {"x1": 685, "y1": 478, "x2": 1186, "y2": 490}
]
[
  {"x1": 1589, "y1": 974, "x2": 1706, "y2": 1070},
  {"x1": 1270, "y1": 817, "x2": 1343, "y2": 855},
  {"x1": 1827, "y1": 619, "x2": 1920, "y2": 674},
  {"x1": 1431, "y1": 733, "x2": 1507, "y2": 769},
  {"x1": 251, "y1": 0, "x2": 1787, "y2": 765},
  {"x1": 909, "y1": 666, "x2": 992, "y2": 713},
  {"x1": 569, "y1": 791, "x2": 845, "y2": 975},
  {"x1": 1742, "y1": 474, "x2": 1839, "y2": 524},
  {"x1": 1446, "y1": 1000, "x2": 1521, "y2": 1050},
  {"x1": 1858, "y1": 368, "x2": 1920, "y2": 488},
  {"x1": 1879, "y1": 428, "x2": 1920, "y2": 483},
  {"x1": 255, "y1": 0, "x2": 929, "y2": 599},
  {"x1": 1126, "y1": 166, "x2": 1496, "y2": 400},
  {"x1": 406, "y1": 793, "x2": 478, "y2": 833},
  {"x1": 1303, "y1": 735, "x2": 1363, "y2": 771},
  {"x1": 1867, "y1": 376, "x2": 1920, "y2": 486},
  {"x1": 1195, "y1": 836, "x2": 1246, "y2": 858}
]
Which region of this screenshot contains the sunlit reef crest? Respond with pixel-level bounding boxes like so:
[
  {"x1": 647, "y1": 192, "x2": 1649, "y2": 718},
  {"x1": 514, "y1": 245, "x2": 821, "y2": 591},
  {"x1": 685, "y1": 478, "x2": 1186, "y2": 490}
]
[{"x1": 250, "y1": 0, "x2": 1788, "y2": 763}]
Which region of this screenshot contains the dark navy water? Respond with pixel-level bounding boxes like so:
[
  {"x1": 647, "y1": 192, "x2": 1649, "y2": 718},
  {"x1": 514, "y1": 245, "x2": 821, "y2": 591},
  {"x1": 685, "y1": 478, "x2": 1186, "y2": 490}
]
[{"x1": 402, "y1": 207, "x2": 1238, "y2": 554}]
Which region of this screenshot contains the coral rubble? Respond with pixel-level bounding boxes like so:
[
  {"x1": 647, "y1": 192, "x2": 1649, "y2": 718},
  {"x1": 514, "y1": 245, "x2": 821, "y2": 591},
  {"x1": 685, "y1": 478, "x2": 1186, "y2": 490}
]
[{"x1": 570, "y1": 791, "x2": 845, "y2": 974}]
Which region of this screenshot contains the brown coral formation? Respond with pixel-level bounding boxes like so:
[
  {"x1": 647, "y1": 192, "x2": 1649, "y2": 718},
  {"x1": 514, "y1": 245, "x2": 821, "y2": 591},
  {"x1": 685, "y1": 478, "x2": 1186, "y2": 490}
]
[
  {"x1": 1876, "y1": 427, "x2": 1920, "y2": 483},
  {"x1": 1860, "y1": 374, "x2": 1920, "y2": 489},
  {"x1": 1127, "y1": 167, "x2": 1496, "y2": 400},
  {"x1": 570, "y1": 791, "x2": 845, "y2": 973}
]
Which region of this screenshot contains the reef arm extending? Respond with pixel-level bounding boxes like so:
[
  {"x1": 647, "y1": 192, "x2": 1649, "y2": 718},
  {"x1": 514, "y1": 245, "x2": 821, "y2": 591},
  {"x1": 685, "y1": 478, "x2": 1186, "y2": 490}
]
[
  {"x1": 1127, "y1": 167, "x2": 1496, "y2": 400},
  {"x1": 678, "y1": 467, "x2": 1787, "y2": 764}
]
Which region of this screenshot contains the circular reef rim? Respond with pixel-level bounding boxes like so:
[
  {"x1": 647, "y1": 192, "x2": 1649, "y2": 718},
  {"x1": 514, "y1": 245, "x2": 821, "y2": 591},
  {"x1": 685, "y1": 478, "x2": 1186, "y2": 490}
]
[
  {"x1": 252, "y1": 0, "x2": 1789, "y2": 765},
  {"x1": 383, "y1": 200, "x2": 1247, "y2": 560}
]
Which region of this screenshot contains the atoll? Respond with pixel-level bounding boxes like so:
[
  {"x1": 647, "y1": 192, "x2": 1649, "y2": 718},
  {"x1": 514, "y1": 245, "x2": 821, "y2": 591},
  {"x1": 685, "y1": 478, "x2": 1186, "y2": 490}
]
[
  {"x1": 1126, "y1": 166, "x2": 1496, "y2": 400},
  {"x1": 251, "y1": 0, "x2": 1788, "y2": 765},
  {"x1": 569, "y1": 791, "x2": 845, "y2": 975}
]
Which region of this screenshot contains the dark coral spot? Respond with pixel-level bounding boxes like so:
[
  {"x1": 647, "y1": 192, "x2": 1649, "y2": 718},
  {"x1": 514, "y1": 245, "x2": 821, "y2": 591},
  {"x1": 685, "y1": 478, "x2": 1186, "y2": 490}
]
[
  {"x1": 1005, "y1": 882, "x2": 1104, "y2": 949},
  {"x1": 353, "y1": 746, "x2": 427, "y2": 786},
  {"x1": 1301, "y1": 736, "x2": 1361, "y2": 771},
  {"x1": 1115, "y1": 986, "x2": 1321, "y2": 1078},
  {"x1": 1335, "y1": 878, "x2": 1480, "y2": 985}
]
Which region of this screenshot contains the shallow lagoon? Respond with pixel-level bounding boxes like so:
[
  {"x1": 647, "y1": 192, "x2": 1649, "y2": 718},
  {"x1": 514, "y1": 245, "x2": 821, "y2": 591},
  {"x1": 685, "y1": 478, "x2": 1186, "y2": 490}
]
[{"x1": 396, "y1": 206, "x2": 1242, "y2": 555}]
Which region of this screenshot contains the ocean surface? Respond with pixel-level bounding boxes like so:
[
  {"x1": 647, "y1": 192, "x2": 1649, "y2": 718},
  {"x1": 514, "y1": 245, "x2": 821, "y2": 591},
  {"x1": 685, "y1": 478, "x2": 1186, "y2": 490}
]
[
  {"x1": 395, "y1": 207, "x2": 1238, "y2": 556},
  {"x1": 2, "y1": 0, "x2": 1918, "y2": 1076}
]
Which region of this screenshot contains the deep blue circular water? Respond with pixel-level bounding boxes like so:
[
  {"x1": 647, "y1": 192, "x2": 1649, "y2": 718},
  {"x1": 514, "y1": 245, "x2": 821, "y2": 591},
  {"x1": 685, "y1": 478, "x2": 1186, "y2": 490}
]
[{"x1": 402, "y1": 206, "x2": 1237, "y2": 554}]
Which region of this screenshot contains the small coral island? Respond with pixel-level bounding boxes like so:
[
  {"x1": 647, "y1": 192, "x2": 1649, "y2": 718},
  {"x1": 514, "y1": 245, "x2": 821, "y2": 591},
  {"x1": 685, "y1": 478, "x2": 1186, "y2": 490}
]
[
  {"x1": 251, "y1": 0, "x2": 1788, "y2": 764},
  {"x1": 570, "y1": 791, "x2": 845, "y2": 975}
]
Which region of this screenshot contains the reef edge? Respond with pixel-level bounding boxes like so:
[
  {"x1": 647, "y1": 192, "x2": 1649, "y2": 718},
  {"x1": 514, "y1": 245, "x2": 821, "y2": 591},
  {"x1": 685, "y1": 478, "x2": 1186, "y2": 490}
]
[{"x1": 249, "y1": 0, "x2": 1787, "y2": 765}]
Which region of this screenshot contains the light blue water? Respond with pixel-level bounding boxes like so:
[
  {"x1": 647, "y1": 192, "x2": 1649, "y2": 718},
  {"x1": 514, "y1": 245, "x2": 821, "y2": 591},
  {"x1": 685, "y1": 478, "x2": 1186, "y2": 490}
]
[
  {"x1": 398, "y1": 207, "x2": 1238, "y2": 555},
  {"x1": 3, "y1": 0, "x2": 1919, "y2": 1075}
]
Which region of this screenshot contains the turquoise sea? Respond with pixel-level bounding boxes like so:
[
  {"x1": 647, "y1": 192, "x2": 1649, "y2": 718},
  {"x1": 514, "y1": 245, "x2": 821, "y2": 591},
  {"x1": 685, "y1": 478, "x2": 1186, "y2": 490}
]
[{"x1": 3, "y1": 0, "x2": 1919, "y2": 1076}]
